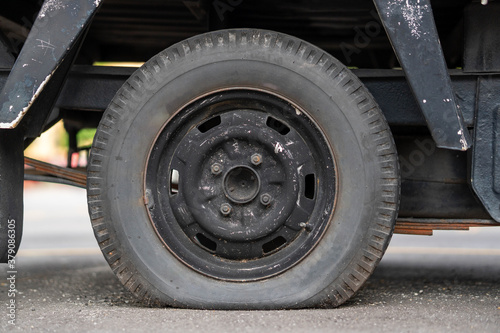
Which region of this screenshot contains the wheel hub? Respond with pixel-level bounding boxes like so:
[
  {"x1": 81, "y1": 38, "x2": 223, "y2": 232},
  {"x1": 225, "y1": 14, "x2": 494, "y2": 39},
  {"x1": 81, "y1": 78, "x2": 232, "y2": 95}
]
[
  {"x1": 172, "y1": 109, "x2": 301, "y2": 243},
  {"x1": 223, "y1": 165, "x2": 260, "y2": 204}
]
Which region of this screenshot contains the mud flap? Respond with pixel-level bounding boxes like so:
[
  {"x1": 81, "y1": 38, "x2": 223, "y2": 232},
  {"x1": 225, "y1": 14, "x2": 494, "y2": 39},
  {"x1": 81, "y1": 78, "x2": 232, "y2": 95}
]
[{"x1": 471, "y1": 77, "x2": 500, "y2": 223}]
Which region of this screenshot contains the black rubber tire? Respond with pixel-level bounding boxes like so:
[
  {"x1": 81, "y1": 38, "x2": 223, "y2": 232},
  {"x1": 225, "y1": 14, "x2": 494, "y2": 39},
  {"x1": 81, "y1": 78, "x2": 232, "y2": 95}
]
[{"x1": 87, "y1": 29, "x2": 400, "y2": 309}]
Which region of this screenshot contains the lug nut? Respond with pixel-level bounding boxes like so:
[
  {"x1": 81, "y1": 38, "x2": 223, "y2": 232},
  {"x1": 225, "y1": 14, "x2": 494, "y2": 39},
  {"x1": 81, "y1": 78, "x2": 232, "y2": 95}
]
[
  {"x1": 299, "y1": 222, "x2": 312, "y2": 232},
  {"x1": 251, "y1": 153, "x2": 262, "y2": 166},
  {"x1": 220, "y1": 203, "x2": 232, "y2": 216},
  {"x1": 211, "y1": 163, "x2": 222, "y2": 175},
  {"x1": 260, "y1": 193, "x2": 272, "y2": 205}
]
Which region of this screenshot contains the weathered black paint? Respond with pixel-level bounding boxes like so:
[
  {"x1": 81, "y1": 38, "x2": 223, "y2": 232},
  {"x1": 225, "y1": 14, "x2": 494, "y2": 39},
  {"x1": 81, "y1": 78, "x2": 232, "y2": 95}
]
[
  {"x1": 357, "y1": 69, "x2": 477, "y2": 127},
  {"x1": 0, "y1": 0, "x2": 101, "y2": 129},
  {"x1": 22, "y1": 30, "x2": 89, "y2": 138},
  {"x1": 373, "y1": 0, "x2": 472, "y2": 151},
  {"x1": 396, "y1": 135, "x2": 491, "y2": 220},
  {"x1": 471, "y1": 77, "x2": 500, "y2": 222}
]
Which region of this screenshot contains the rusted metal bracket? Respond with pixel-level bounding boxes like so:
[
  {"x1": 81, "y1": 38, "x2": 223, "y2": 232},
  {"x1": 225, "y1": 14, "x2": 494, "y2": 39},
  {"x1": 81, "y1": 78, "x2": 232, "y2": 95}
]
[
  {"x1": 394, "y1": 218, "x2": 498, "y2": 236},
  {"x1": 0, "y1": 0, "x2": 102, "y2": 130},
  {"x1": 373, "y1": 0, "x2": 472, "y2": 151}
]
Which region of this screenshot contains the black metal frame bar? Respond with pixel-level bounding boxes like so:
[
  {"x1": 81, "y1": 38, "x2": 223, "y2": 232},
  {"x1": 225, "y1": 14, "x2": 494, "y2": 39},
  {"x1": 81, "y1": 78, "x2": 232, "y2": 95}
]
[
  {"x1": 373, "y1": 0, "x2": 472, "y2": 151},
  {"x1": 0, "y1": 66, "x2": 483, "y2": 128},
  {"x1": 0, "y1": 0, "x2": 101, "y2": 131}
]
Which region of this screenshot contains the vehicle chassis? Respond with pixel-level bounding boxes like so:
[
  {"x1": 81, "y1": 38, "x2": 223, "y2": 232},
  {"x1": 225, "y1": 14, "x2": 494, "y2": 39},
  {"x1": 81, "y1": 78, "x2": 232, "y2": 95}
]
[{"x1": 0, "y1": 0, "x2": 499, "y2": 308}]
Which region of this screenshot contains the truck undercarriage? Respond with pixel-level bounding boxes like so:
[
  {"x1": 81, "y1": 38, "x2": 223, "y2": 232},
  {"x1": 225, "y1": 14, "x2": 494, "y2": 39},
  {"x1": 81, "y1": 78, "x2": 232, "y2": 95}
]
[{"x1": 0, "y1": 0, "x2": 498, "y2": 309}]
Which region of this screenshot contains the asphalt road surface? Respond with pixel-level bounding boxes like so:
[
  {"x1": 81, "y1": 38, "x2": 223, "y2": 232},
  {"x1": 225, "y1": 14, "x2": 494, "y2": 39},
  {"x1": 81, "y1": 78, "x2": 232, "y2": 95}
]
[{"x1": 1, "y1": 184, "x2": 499, "y2": 332}]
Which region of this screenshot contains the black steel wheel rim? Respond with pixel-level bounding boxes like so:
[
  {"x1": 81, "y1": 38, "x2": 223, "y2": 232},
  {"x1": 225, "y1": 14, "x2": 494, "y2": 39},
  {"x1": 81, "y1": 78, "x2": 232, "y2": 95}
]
[{"x1": 145, "y1": 90, "x2": 336, "y2": 281}]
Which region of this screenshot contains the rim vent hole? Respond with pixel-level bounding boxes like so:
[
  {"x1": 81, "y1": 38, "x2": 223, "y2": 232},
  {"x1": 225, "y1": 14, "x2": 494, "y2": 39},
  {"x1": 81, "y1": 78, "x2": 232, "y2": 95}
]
[
  {"x1": 262, "y1": 236, "x2": 287, "y2": 254},
  {"x1": 305, "y1": 174, "x2": 315, "y2": 199},
  {"x1": 170, "y1": 169, "x2": 179, "y2": 194},
  {"x1": 266, "y1": 117, "x2": 290, "y2": 135},
  {"x1": 195, "y1": 233, "x2": 217, "y2": 252},
  {"x1": 198, "y1": 115, "x2": 222, "y2": 133}
]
